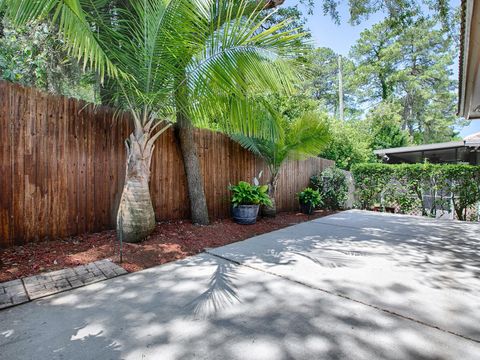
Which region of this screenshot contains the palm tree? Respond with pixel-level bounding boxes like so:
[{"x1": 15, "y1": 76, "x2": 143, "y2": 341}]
[
  {"x1": 2, "y1": 0, "x2": 303, "y2": 241},
  {"x1": 230, "y1": 111, "x2": 331, "y2": 216},
  {"x1": 167, "y1": 0, "x2": 301, "y2": 225}
]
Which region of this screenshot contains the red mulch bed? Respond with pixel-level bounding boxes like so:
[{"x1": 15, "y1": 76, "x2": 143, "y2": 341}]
[{"x1": 0, "y1": 210, "x2": 335, "y2": 282}]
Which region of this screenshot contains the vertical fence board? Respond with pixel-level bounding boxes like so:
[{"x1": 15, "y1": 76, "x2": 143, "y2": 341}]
[
  {"x1": 0, "y1": 82, "x2": 11, "y2": 245},
  {"x1": 12, "y1": 85, "x2": 26, "y2": 243}
]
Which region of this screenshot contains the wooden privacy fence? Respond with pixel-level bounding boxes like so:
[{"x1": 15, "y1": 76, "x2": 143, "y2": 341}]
[{"x1": 0, "y1": 81, "x2": 334, "y2": 247}]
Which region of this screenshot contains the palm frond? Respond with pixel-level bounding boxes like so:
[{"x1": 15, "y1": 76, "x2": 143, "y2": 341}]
[
  {"x1": 182, "y1": 0, "x2": 307, "y2": 138},
  {"x1": 4, "y1": 0, "x2": 307, "y2": 138},
  {"x1": 284, "y1": 112, "x2": 332, "y2": 159},
  {"x1": 108, "y1": 0, "x2": 181, "y2": 113},
  {"x1": 230, "y1": 108, "x2": 331, "y2": 174},
  {"x1": 229, "y1": 134, "x2": 265, "y2": 157},
  {"x1": 192, "y1": 94, "x2": 284, "y2": 141}
]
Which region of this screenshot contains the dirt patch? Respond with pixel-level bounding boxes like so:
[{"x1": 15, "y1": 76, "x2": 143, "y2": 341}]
[{"x1": 0, "y1": 210, "x2": 335, "y2": 282}]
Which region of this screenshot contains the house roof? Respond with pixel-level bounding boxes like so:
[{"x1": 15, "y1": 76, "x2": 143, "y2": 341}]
[
  {"x1": 373, "y1": 141, "x2": 465, "y2": 156},
  {"x1": 373, "y1": 132, "x2": 480, "y2": 166},
  {"x1": 458, "y1": 0, "x2": 480, "y2": 119},
  {"x1": 373, "y1": 132, "x2": 480, "y2": 156},
  {"x1": 458, "y1": 0, "x2": 467, "y2": 115},
  {"x1": 464, "y1": 131, "x2": 480, "y2": 146}
]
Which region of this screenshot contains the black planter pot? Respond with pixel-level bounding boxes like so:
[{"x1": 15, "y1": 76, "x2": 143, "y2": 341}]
[
  {"x1": 300, "y1": 203, "x2": 314, "y2": 215},
  {"x1": 232, "y1": 204, "x2": 260, "y2": 224}
]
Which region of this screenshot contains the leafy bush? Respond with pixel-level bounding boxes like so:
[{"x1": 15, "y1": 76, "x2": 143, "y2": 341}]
[
  {"x1": 351, "y1": 163, "x2": 393, "y2": 210},
  {"x1": 298, "y1": 187, "x2": 323, "y2": 208},
  {"x1": 319, "y1": 119, "x2": 374, "y2": 170},
  {"x1": 351, "y1": 163, "x2": 480, "y2": 220},
  {"x1": 229, "y1": 181, "x2": 272, "y2": 207},
  {"x1": 440, "y1": 165, "x2": 480, "y2": 220},
  {"x1": 395, "y1": 189, "x2": 421, "y2": 214},
  {"x1": 394, "y1": 163, "x2": 437, "y2": 216},
  {"x1": 310, "y1": 167, "x2": 348, "y2": 210}
]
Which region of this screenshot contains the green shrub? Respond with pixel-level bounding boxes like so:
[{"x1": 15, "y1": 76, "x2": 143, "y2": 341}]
[
  {"x1": 298, "y1": 187, "x2": 323, "y2": 208},
  {"x1": 229, "y1": 181, "x2": 272, "y2": 207},
  {"x1": 351, "y1": 163, "x2": 480, "y2": 220},
  {"x1": 395, "y1": 189, "x2": 421, "y2": 214},
  {"x1": 393, "y1": 163, "x2": 437, "y2": 216},
  {"x1": 440, "y1": 165, "x2": 480, "y2": 220},
  {"x1": 311, "y1": 167, "x2": 348, "y2": 210},
  {"x1": 351, "y1": 163, "x2": 393, "y2": 210}
]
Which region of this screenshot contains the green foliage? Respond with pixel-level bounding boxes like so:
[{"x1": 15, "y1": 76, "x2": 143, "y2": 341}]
[
  {"x1": 298, "y1": 47, "x2": 358, "y2": 119},
  {"x1": 351, "y1": 163, "x2": 393, "y2": 209},
  {"x1": 264, "y1": 93, "x2": 320, "y2": 124},
  {"x1": 298, "y1": 187, "x2": 322, "y2": 208},
  {"x1": 366, "y1": 102, "x2": 410, "y2": 149},
  {"x1": 319, "y1": 119, "x2": 374, "y2": 170},
  {"x1": 0, "y1": 19, "x2": 96, "y2": 101},
  {"x1": 310, "y1": 167, "x2": 348, "y2": 210},
  {"x1": 393, "y1": 163, "x2": 439, "y2": 215},
  {"x1": 351, "y1": 163, "x2": 480, "y2": 220},
  {"x1": 227, "y1": 98, "x2": 330, "y2": 216},
  {"x1": 262, "y1": 5, "x2": 310, "y2": 39},
  {"x1": 229, "y1": 181, "x2": 272, "y2": 207},
  {"x1": 314, "y1": 0, "x2": 452, "y2": 30},
  {"x1": 440, "y1": 165, "x2": 480, "y2": 220},
  {"x1": 278, "y1": 7, "x2": 463, "y2": 154},
  {"x1": 4, "y1": 0, "x2": 305, "y2": 136},
  {"x1": 230, "y1": 111, "x2": 331, "y2": 180},
  {"x1": 2, "y1": 0, "x2": 119, "y2": 80},
  {"x1": 350, "y1": 16, "x2": 463, "y2": 144},
  {"x1": 395, "y1": 189, "x2": 421, "y2": 214}
]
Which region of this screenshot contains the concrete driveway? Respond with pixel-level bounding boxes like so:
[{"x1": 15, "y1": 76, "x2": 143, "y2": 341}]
[{"x1": 1, "y1": 210, "x2": 479, "y2": 359}]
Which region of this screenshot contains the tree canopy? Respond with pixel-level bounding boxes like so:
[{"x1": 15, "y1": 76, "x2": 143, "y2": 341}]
[
  {"x1": 0, "y1": 0, "x2": 467, "y2": 172},
  {"x1": 308, "y1": 0, "x2": 452, "y2": 29},
  {"x1": 350, "y1": 16, "x2": 462, "y2": 144}
]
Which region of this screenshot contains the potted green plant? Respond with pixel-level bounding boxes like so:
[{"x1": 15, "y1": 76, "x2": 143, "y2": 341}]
[
  {"x1": 298, "y1": 187, "x2": 322, "y2": 215},
  {"x1": 229, "y1": 181, "x2": 272, "y2": 224}
]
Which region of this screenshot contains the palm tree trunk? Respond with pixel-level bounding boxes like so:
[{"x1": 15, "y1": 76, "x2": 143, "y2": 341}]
[
  {"x1": 117, "y1": 130, "x2": 156, "y2": 243},
  {"x1": 262, "y1": 173, "x2": 279, "y2": 217},
  {"x1": 176, "y1": 111, "x2": 210, "y2": 225},
  {"x1": 174, "y1": 74, "x2": 210, "y2": 225}
]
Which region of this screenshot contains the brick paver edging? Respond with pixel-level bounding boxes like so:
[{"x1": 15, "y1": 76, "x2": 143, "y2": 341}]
[{"x1": 0, "y1": 259, "x2": 127, "y2": 310}]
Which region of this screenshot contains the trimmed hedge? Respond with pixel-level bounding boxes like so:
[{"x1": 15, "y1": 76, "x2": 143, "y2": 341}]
[{"x1": 351, "y1": 163, "x2": 480, "y2": 220}]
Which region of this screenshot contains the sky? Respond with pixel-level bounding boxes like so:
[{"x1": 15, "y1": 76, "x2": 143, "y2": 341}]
[{"x1": 298, "y1": 0, "x2": 480, "y2": 138}]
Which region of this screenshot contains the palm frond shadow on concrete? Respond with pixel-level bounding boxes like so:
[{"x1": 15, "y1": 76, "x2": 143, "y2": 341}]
[{"x1": 184, "y1": 261, "x2": 241, "y2": 319}]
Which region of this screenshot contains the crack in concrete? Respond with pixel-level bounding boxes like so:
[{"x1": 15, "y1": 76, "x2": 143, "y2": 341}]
[{"x1": 206, "y1": 250, "x2": 480, "y2": 345}]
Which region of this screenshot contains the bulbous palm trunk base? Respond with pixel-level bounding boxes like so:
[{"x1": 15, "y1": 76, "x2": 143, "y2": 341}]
[
  {"x1": 116, "y1": 130, "x2": 157, "y2": 243},
  {"x1": 117, "y1": 178, "x2": 156, "y2": 243}
]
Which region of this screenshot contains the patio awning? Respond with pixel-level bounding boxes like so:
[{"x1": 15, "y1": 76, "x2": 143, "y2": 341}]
[
  {"x1": 374, "y1": 132, "x2": 480, "y2": 164},
  {"x1": 458, "y1": 0, "x2": 480, "y2": 119}
]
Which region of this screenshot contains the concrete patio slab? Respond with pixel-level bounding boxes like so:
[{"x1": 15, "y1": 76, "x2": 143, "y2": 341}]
[
  {"x1": 208, "y1": 210, "x2": 480, "y2": 342},
  {"x1": 313, "y1": 209, "x2": 480, "y2": 241},
  {"x1": 1, "y1": 252, "x2": 479, "y2": 360}
]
